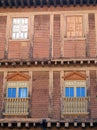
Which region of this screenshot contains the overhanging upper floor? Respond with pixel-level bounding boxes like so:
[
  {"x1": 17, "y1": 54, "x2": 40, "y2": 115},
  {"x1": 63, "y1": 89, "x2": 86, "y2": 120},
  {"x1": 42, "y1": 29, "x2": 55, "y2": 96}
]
[{"x1": 0, "y1": 0, "x2": 97, "y2": 8}]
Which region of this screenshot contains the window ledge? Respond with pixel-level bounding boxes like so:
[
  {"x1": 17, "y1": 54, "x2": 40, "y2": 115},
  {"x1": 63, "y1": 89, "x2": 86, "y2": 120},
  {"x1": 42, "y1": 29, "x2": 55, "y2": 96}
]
[
  {"x1": 62, "y1": 112, "x2": 89, "y2": 115},
  {"x1": 8, "y1": 39, "x2": 30, "y2": 42},
  {"x1": 64, "y1": 37, "x2": 86, "y2": 41}
]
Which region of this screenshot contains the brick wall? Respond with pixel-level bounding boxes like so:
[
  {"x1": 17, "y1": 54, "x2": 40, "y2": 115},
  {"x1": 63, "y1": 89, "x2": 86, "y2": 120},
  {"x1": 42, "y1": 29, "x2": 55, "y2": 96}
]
[
  {"x1": 0, "y1": 16, "x2": 7, "y2": 59},
  {"x1": 88, "y1": 13, "x2": 96, "y2": 57},
  {"x1": 53, "y1": 71, "x2": 61, "y2": 119},
  {"x1": 33, "y1": 15, "x2": 50, "y2": 59},
  {"x1": 8, "y1": 41, "x2": 30, "y2": 59},
  {"x1": 32, "y1": 71, "x2": 49, "y2": 118},
  {"x1": 64, "y1": 40, "x2": 86, "y2": 58},
  {"x1": 0, "y1": 72, "x2": 4, "y2": 117},
  {"x1": 90, "y1": 70, "x2": 97, "y2": 118},
  {"x1": 53, "y1": 15, "x2": 61, "y2": 58}
]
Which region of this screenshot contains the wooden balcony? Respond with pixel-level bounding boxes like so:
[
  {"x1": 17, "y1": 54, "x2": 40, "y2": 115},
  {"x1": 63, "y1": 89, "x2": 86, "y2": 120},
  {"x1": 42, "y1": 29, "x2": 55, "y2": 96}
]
[
  {"x1": 63, "y1": 97, "x2": 89, "y2": 115},
  {"x1": 3, "y1": 98, "x2": 29, "y2": 116}
]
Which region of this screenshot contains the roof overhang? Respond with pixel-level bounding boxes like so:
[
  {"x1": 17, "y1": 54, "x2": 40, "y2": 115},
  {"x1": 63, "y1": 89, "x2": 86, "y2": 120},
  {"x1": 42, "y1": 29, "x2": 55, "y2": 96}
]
[{"x1": 0, "y1": 0, "x2": 97, "y2": 8}]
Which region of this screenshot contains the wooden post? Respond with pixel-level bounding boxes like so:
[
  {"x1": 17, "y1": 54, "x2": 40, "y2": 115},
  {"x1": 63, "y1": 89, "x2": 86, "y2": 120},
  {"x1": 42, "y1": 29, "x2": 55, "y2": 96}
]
[{"x1": 48, "y1": 70, "x2": 53, "y2": 118}]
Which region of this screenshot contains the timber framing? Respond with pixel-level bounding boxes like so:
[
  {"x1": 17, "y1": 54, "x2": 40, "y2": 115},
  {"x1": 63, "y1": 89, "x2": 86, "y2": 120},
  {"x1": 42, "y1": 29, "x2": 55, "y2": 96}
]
[
  {"x1": 0, "y1": 0, "x2": 97, "y2": 8},
  {"x1": 0, "y1": 119, "x2": 96, "y2": 128},
  {"x1": 0, "y1": 58, "x2": 97, "y2": 67}
]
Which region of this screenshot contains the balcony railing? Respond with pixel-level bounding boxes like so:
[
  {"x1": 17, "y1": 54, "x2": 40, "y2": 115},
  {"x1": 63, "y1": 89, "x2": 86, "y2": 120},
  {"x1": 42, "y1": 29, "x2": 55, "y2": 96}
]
[
  {"x1": 63, "y1": 97, "x2": 89, "y2": 115},
  {"x1": 3, "y1": 98, "x2": 29, "y2": 116}
]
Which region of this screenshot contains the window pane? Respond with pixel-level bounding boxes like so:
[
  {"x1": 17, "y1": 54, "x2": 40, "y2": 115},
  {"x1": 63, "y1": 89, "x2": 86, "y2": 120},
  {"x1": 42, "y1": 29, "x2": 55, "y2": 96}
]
[
  {"x1": 81, "y1": 87, "x2": 85, "y2": 97},
  {"x1": 8, "y1": 88, "x2": 16, "y2": 98},
  {"x1": 12, "y1": 18, "x2": 28, "y2": 39},
  {"x1": 76, "y1": 87, "x2": 81, "y2": 97},
  {"x1": 70, "y1": 87, "x2": 74, "y2": 97},
  {"x1": 18, "y1": 87, "x2": 27, "y2": 98},
  {"x1": 65, "y1": 87, "x2": 69, "y2": 97}
]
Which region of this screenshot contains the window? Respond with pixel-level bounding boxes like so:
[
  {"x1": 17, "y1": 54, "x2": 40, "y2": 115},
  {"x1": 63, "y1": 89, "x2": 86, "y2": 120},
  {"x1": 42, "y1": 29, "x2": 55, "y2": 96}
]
[
  {"x1": 65, "y1": 87, "x2": 86, "y2": 98},
  {"x1": 66, "y1": 16, "x2": 83, "y2": 38},
  {"x1": 7, "y1": 82, "x2": 28, "y2": 98},
  {"x1": 12, "y1": 18, "x2": 28, "y2": 39}
]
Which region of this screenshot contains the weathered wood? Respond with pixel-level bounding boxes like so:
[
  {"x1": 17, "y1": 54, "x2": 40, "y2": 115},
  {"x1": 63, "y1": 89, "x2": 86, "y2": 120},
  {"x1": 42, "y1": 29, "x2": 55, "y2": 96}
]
[
  {"x1": 33, "y1": 0, "x2": 37, "y2": 7},
  {"x1": 82, "y1": 122, "x2": 85, "y2": 127},
  {"x1": 53, "y1": 0, "x2": 57, "y2": 7},
  {"x1": 46, "y1": 0, "x2": 50, "y2": 7},
  {"x1": 40, "y1": 0, "x2": 43, "y2": 7},
  {"x1": 47, "y1": 122, "x2": 51, "y2": 127},
  {"x1": 8, "y1": 0, "x2": 12, "y2": 7},
  {"x1": 74, "y1": 122, "x2": 77, "y2": 127},
  {"x1": 20, "y1": 0, "x2": 25, "y2": 7},
  {"x1": 87, "y1": 0, "x2": 90, "y2": 6},
  {"x1": 27, "y1": 62, "x2": 31, "y2": 66},
  {"x1": 1, "y1": 0, "x2": 6, "y2": 7},
  {"x1": 66, "y1": 0, "x2": 70, "y2": 6},
  {"x1": 49, "y1": 71, "x2": 53, "y2": 118},
  {"x1": 60, "y1": 0, "x2": 63, "y2": 7},
  {"x1": 27, "y1": 0, "x2": 31, "y2": 7},
  {"x1": 14, "y1": 0, "x2": 19, "y2": 8},
  {"x1": 65, "y1": 122, "x2": 69, "y2": 127},
  {"x1": 73, "y1": 0, "x2": 76, "y2": 6},
  {"x1": 93, "y1": 0, "x2": 96, "y2": 6},
  {"x1": 90, "y1": 122, "x2": 93, "y2": 127},
  {"x1": 56, "y1": 122, "x2": 60, "y2": 127},
  {"x1": 80, "y1": 0, "x2": 83, "y2": 6},
  {"x1": 25, "y1": 122, "x2": 29, "y2": 127},
  {"x1": 8, "y1": 123, "x2": 12, "y2": 127},
  {"x1": 33, "y1": 122, "x2": 36, "y2": 127}
]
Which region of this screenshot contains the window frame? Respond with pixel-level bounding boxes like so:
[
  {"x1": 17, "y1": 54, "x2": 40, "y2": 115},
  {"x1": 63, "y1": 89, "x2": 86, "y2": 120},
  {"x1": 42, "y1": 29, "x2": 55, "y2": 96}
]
[
  {"x1": 64, "y1": 80, "x2": 86, "y2": 98},
  {"x1": 11, "y1": 17, "x2": 29, "y2": 40},
  {"x1": 7, "y1": 81, "x2": 29, "y2": 98},
  {"x1": 64, "y1": 13, "x2": 88, "y2": 40}
]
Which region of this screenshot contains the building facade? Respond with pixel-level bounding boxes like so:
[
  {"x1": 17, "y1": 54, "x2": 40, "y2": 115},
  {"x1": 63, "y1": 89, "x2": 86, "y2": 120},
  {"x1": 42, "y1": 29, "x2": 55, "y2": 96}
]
[{"x1": 0, "y1": 0, "x2": 97, "y2": 129}]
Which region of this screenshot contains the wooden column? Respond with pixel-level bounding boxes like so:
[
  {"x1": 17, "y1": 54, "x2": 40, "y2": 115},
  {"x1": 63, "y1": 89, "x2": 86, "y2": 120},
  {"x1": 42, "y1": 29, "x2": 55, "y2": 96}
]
[
  {"x1": 48, "y1": 70, "x2": 53, "y2": 118},
  {"x1": 5, "y1": 15, "x2": 11, "y2": 59},
  {"x1": 60, "y1": 70, "x2": 64, "y2": 118},
  {"x1": 29, "y1": 71, "x2": 33, "y2": 117},
  {"x1": 60, "y1": 14, "x2": 64, "y2": 57},
  {"x1": 50, "y1": 14, "x2": 53, "y2": 58},
  {"x1": 30, "y1": 15, "x2": 34, "y2": 58}
]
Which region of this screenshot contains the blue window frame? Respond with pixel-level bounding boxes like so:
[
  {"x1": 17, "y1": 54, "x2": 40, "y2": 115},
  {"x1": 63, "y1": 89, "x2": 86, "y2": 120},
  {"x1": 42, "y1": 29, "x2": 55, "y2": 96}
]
[
  {"x1": 7, "y1": 87, "x2": 28, "y2": 98},
  {"x1": 65, "y1": 87, "x2": 74, "y2": 97},
  {"x1": 8, "y1": 88, "x2": 16, "y2": 98},
  {"x1": 18, "y1": 87, "x2": 28, "y2": 98},
  {"x1": 76, "y1": 87, "x2": 85, "y2": 97}
]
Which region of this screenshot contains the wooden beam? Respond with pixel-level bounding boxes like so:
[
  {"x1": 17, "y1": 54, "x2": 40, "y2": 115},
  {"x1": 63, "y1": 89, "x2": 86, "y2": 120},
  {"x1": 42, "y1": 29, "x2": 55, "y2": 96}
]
[
  {"x1": 73, "y1": 0, "x2": 76, "y2": 6},
  {"x1": 8, "y1": 0, "x2": 12, "y2": 8},
  {"x1": 80, "y1": 0, "x2": 83, "y2": 6},
  {"x1": 74, "y1": 122, "x2": 77, "y2": 127},
  {"x1": 90, "y1": 122, "x2": 93, "y2": 127},
  {"x1": 1, "y1": 0, "x2": 6, "y2": 8},
  {"x1": 65, "y1": 122, "x2": 69, "y2": 127},
  {"x1": 46, "y1": 0, "x2": 50, "y2": 7},
  {"x1": 14, "y1": 0, "x2": 18, "y2": 8},
  {"x1": 47, "y1": 122, "x2": 51, "y2": 128},
  {"x1": 17, "y1": 122, "x2": 21, "y2": 128},
  {"x1": 86, "y1": 0, "x2": 90, "y2": 6},
  {"x1": 82, "y1": 122, "x2": 85, "y2": 128},
  {"x1": 56, "y1": 122, "x2": 60, "y2": 128},
  {"x1": 60, "y1": 0, "x2": 63, "y2": 7},
  {"x1": 8, "y1": 123, "x2": 12, "y2": 128},
  {"x1": 20, "y1": 0, "x2": 25, "y2": 8},
  {"x1": 27, "y1": 0, "x2": 31, "y2": 7},
  {"x1": 25, "y1": 122, "x2": 29, "y2": 128},
  {"x1": 66, "y1": 0, "x2": 70, "y2": 6},
  {"x1": 40, "y1": 0, "x2": 43, "y2": 7},
  {"x1": 33, "y1": 0, "x2": 37, "y2": 7},
  {"x1": 93, "y1": 0, "x2": 96, "y2": 6},
  {"x1": 53, "y1": 0, "x2": 57, "y2": 7}
]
